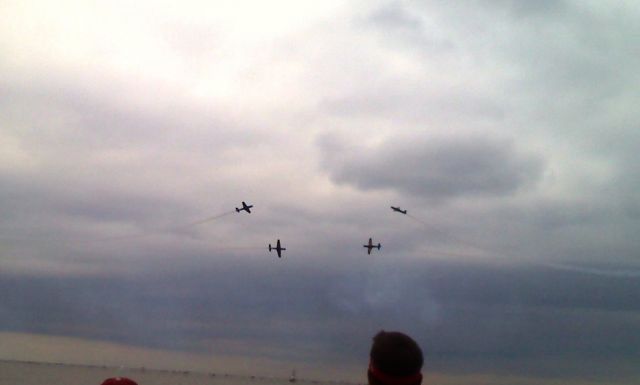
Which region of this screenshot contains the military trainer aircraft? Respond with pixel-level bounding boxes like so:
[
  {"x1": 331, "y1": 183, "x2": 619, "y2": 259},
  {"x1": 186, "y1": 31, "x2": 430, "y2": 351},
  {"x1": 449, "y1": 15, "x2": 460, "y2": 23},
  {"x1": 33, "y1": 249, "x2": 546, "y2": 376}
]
[
  {"x1": 235, "y1": 201, "x2": 253, "y2": 213},
  {"x1": 269, "y1": 239, "x2": 286, "y2": 258},
  {"x1": 391, "y1": 206, "x2": 407, "y2": 214},
  {"x1": 363, "y1": 238, "x2": 381, "y2": 255}
]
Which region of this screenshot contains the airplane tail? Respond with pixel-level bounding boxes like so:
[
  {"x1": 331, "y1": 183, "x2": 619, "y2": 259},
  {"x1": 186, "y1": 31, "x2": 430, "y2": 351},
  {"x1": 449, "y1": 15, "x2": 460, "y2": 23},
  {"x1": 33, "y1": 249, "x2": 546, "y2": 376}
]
[
  {"x1": 269, "y1": 244, "x2": 272, "y2": 252},
  {"x1": 235, "y1": 208, "x2": 240, "y2": 213},
  {"x1": 377, "y1": 244, "x2": 381, "y2": 249}
]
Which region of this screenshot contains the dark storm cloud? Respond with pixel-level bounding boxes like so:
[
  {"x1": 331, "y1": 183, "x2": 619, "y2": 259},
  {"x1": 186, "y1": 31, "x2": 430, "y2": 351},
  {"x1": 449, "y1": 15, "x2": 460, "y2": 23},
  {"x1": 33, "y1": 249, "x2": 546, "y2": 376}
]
[
  {"x1": 2, "y1": 0, "x2": 640, "y2": 382},
  {"x1": 319, "y1": 135, "x2": 543, "y2": 200},
  {"x1": 1, "y1": 258, "x2": 639, "y2": 378}
]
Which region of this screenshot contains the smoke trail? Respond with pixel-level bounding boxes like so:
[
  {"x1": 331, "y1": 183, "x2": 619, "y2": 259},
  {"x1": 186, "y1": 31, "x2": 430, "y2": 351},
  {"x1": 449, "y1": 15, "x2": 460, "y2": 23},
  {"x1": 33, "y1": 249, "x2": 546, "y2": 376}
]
[
  {"x1": 421, "y1": 247, "x2": 489, "y2": 259},
  {"x1": 475, "y1": 250, "x2": 640, "y2": 279},
  {"x1": 424, "y1": 247, "x2": 640, "y2": 279},
  {"x1": 405, "y1": 213, "x2": 429, "y2": 226},
  {"x1": 397, "y1": 208, "x2": 640, "y2": 279},
  {"x1": 405, "y1": 213, "x2": 451, "y2": 238},
  {"x1": 400, "y1": 210, "x2": 640, "y2": 279},
  {"x1": 208, "y1": 246, "x2": 265, "y2": 251},
  {"x1": 89, "y1": 210, "x2": 237, "y2": 242},
  {"x1": 2, "y1": 210, "x2": 238, "y2": 245},
  {"x1": 405, "y1": 214, "x2": 450, "y2": 240},
  {"x1": 404, "y1": 213, "x2": 484, "y2": 252},
  {"x1": 171, "y1": 210, "x2": 236, "y2": 231},
  {"x1": 535, "y1": 261, "x2": 640, "y2": 278},
  {"x1": 409, "y1": 224, "x2": 640, "y2": 279}
]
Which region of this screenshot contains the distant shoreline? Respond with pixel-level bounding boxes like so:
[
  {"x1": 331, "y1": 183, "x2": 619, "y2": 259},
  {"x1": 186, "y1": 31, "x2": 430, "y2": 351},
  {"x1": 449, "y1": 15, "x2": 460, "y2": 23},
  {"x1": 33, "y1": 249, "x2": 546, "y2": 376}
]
[{"x1": 0, "y1": 359, "x2": 362, "y2": 385}]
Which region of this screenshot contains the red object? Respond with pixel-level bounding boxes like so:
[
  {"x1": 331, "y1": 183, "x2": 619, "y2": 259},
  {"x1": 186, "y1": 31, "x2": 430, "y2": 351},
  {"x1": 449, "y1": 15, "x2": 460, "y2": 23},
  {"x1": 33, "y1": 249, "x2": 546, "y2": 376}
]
[
  {"x1": 101, "y1": 378, "x2": 138, "y2": 385},
  {"x1": 368, "y1": 362, "x2": 422, "y2": 385}
]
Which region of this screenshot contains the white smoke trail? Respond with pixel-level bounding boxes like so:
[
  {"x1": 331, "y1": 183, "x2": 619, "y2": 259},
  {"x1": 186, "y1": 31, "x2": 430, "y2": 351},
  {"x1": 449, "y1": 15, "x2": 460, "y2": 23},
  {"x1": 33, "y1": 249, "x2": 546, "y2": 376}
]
[
  {"x1": 404, "y1": 213, "x2": 489, "y2": 253},
  {"x1": 404, "y1": 211, "x2": 640, "y2": 279},
  {"x1": 405, "y1": 213, "x2": 429, "y2": 226},
  {"x1": 1, "y1": 210, "x2": 238, "y2": 244},
  {"x1": 208, "y1": 246, "x2": 265, "y2": 251},
  {"x1": 535, "y1": 261, "x2": 640, "y2": 278},
  {"x1": 86, "y1": 210, "x2": 237, "y2": 243},
  {"x1": 172, "y1": 210, "x2": 236, "y2": 231}
]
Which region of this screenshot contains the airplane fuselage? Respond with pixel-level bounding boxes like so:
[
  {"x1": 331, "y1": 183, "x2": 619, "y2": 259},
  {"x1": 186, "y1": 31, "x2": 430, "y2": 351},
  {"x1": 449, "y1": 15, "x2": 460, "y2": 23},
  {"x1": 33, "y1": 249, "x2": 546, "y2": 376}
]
[
  {"x1": 236, "y1": 201, "x2": 253, "y2": 213},
  {"x1": 363, "y1": 238, "x2": 381, "y2": 254},
  {"x1": 269, "y1": 239, "x2": 286, "y2": 258}
]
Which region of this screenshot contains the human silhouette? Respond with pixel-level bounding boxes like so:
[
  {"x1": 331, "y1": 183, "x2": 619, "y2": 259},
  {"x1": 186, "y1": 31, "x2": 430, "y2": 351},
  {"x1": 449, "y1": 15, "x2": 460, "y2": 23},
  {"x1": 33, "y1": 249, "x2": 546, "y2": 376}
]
[{"x1": 368, "y1": 331, "x2": 423, "y2": 385}]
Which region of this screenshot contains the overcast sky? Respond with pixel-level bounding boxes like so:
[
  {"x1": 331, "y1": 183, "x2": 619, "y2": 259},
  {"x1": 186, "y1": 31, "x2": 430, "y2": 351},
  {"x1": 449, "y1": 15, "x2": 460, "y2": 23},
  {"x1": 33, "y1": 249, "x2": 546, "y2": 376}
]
[{"x1": 1, "y1": 1, "x2": 639, "y2": 384}]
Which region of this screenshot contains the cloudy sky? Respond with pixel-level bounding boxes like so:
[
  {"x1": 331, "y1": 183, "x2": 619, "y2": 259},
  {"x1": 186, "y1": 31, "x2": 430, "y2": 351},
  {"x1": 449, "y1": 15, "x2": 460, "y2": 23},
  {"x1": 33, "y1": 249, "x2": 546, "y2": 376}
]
[{"x1": 1, "y1": 1, "x2": 639, "y2": 384}]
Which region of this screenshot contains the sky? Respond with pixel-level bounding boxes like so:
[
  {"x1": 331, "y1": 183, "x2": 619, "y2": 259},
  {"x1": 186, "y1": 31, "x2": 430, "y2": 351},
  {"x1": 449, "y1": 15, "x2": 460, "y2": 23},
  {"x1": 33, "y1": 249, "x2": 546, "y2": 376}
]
[{"x1": 1, "y1": 0, "x2": 639, "y2": 384}]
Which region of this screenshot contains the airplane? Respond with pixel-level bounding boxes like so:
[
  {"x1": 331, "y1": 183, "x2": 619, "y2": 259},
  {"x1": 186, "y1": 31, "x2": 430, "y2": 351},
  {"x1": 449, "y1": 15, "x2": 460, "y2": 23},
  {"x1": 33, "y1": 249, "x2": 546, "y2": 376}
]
[
  {"x1": 235, "y1": 201, "x2": 253, "y2": 213},
  {"x1": 363, "y1": 238, "x2": 381, "y2": 255},
  {"x1": 391, "y1": 206, "x2": 407, "y2": 214},
  {"x1": 269, "y1": 239, "x2": 286, "y2": 258}
]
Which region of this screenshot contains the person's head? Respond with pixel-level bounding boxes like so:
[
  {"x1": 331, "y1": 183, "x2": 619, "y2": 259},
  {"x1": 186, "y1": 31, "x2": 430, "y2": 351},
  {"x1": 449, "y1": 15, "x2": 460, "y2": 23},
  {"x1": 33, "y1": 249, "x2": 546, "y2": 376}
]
[
  {"x1": 368, "y1": 331, "x2": 423, "y2": 385},
  {"x1": 101, "y1": 378, "x2": 138, "y2": 385}
]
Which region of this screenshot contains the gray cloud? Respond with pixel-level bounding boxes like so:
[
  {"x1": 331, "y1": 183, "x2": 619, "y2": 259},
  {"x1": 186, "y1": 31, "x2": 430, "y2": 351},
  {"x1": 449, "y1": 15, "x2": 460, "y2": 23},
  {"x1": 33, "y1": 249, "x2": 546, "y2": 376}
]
[
  {"x1": 1, "y1": 1, "x2": 640, "y2": 383},
  {"x1": 1, "y1": 258, "x2": 639, "y2": 379},
  {"x1": 319, "y1": 135, "x2": 544, "y2": 200},
  {"x1": 478, "y1": 0, "x2": 568, "y2": 17},
  {"x1": 368, "y1": 3, "x2": 423, "y2": 32}
]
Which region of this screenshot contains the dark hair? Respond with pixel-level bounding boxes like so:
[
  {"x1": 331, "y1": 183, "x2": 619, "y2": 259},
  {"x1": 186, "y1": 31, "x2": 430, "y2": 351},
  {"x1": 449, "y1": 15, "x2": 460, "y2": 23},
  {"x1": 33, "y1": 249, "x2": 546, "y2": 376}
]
[{"x1": 369, "y1": 331, "x2": 423, "y2": 377}]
